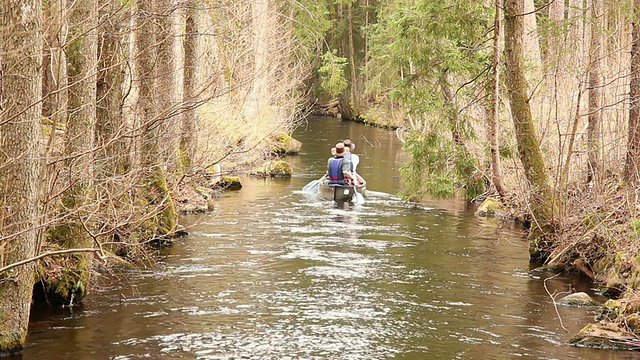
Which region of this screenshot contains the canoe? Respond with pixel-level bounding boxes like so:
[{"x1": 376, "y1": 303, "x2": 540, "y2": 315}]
[{"x1": 317, "y1": 174, "x2": 366, "y2": 203}]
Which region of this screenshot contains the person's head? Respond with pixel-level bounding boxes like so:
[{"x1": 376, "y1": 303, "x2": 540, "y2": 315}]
[
  {"x1": 343, "y1": 139, "x2": 355, "y2": 151},
  {"x1": 331, "y1": 147, "x2": 337, "y2": 156},
  {"x1": 334, "y1": 142, "x2": 346, "y2": 155}
]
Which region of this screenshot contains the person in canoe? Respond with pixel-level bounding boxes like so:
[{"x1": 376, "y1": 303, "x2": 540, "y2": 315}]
[
  {"x1": 343, "y1": 139, "x2": 360, "y2": 173},
  {"x1": 327, "y1": 142, "x2": 354, "y2": 185}
]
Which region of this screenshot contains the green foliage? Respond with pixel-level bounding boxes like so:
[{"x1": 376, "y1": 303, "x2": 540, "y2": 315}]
[
  {"x1": 398, "y1": 130, "x2": 484, "y2": 201},
  {"x1": 367, "y1": 0, "x2": 492, "y2": 114},
  {"x1": 367, "y1": 0, "x2": 491, "y2": 91},
  {"x1": 318, "y1": 50, "x2": 349, "y2": 96},
  {"x1": 287, "y1": 0, "x2": 333, "y2": 52},
  {"x1": 367, "y1": 0, "x2": 492, "y2": 201}
]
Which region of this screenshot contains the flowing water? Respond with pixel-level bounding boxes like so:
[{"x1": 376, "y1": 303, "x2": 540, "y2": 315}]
[{"x1": 23, "y1": 117, "x2": 635, "y2": 359}]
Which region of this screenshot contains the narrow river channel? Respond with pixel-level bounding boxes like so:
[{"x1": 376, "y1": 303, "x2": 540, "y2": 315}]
[{"x1": 24, "y1": 117, "x2": 633, "y2": 359}]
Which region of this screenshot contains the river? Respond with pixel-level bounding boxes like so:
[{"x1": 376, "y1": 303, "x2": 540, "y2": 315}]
[{"x1": 23, "y1": 117, "x2": 633, "y2": 359}]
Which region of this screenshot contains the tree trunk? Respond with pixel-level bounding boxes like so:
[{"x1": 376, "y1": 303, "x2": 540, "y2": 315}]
[
  {"x1": 624, "y1": 0, "x2": 640, "y2": 184},
  {"x1": 136, "y1": 0, "x2": 159, "y2": 168},
  {"x1": 182, "y1": 1, "x2": 202, "y2": 169},
  {"x1": 523, "y1": 0, "x2": 541, "y2": 62},
  {"x1": 363, "y1": 0, "x2": 369, "y2": 91},
  {"x1": 157, "y1": 1, "x2": 181, "y2": 171},
  {"x1": 347, "y1": 1, "x2": 357, "y2": 107},
  {"x1": 440, "y1": 71, "x2": 465, "y2": 148},
  {"x1": 96, "y1": 0, "x2": 128, "y2": 177},
  {"x1": 0, "y1": 0, "x2": 43, "y2": 354},
  {"x1": 587, "y1": 0, "x2": 604, "y2": 184},
  {"x1": 250, "y1": 0, "x2": 270, "y2": 110},
  {"x1": 47, "y1": 0, "x2": 99, "y2": 305},
  {"x1": 547, "y1": 0, "x2": 564, "y2": 65},
  {"x1": 568, "y1": 0, "x2": 586, "y2": 63},
  {"x1": 135, "y1": 0, "x2": 178, "y2": 236},
  {"x1": 504, "y1": 0, "x2": 557, "y2": 259},
  {"x1": 42, "y1": 0, "x2": 68, "y2": 161},
  {"x1": 490, "y1": 0, "x2": 507, "y2": 196}
]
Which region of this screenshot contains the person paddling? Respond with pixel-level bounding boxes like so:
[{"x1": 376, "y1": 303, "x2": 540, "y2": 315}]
[
  {"x1": 342, "y1": 139, "x2": 361, "y2": 184},
  {"x1": 327, "y1": 143, "x2": 354, "y2": 185}
]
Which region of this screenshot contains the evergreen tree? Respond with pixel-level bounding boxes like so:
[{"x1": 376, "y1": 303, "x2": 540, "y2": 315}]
[{"x1": 367, "y1": 0, "x2": 492, "y2": 199}]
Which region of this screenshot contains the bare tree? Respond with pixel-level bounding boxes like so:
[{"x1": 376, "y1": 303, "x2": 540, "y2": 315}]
[
  {"x1": 134, "y1": 0, "x2": 178, "y2": 236},
  {"x1": 157, "y1": 1, "x2": 182, "y2": 171},
  {"x1": 587, "y1": 0, "x2": 604, "y2": 184},
  {"x1": 504, "y1": 0, "x2": 557, "y2": 259},
  {"x1": 490, "y1": 0, "x2": 507, "y2": 196},
  {"x1": 347, "y1": 0, "x2": 357, "y2": 107},
  {"x1": 42, "y1": 0, "x2": 69, "y2": 161},
  {"x1": 0, "y1": 0, "x2": 43, "y2": 354},
  {"x1": 523, "y1": 0, "x2": 541, "y2": 62},
  {"x1": 43, "y1": 0, "x2": 100, "y2": 305},
  {"x1": 547, "y1": 0, "x2": 564, "y2": 65},
  {"x1": 96, "y1": 0, "x2": 129, "y2": 177},
  {"x1": 624, "y1": 0, "x2": 640, "y2": 184},
  {"x1": 250, "y1": 0, "x2": 271, "y2": 110},
  {"x1": 181, "y1": 0, "x2": 202, "y2": 168}
]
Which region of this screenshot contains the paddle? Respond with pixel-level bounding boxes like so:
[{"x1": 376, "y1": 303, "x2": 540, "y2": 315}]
[
  {"x1": 351, "y1": 176, "x2": 365, "y2": 205},
  {"x1": 302, "y1": 179, "x2": 320, "y2": 193}
]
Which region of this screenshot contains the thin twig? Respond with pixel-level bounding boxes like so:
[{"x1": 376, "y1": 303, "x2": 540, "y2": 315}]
[
  {"x1": 544, "y1": 273, "x2": 568, "y2": 332},
  {"x1": 0, "y1": 248, "x2": 102, "y2": 274}
]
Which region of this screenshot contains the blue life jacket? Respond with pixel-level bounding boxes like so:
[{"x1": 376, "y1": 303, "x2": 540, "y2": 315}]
[{"x1": 328, "y1": 157, "x2": 346, "y2": 184}]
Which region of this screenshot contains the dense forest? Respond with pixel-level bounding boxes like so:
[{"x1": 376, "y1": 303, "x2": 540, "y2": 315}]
[{"x1": 2, "y1": 0, "x2": 640, "y2": 354}]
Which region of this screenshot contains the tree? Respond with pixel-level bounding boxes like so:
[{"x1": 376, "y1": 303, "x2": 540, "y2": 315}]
[
  {"x1": 181, "y1": 0, "x2": 202, "y2": 168},
  {"x1": 0, "y1": 0, "x2": 43, "y2": 354},
  {"x1": 546, "y1": 0, "x2": 564, "y2": 64},
  {"x1": 44, "y1": 0, "x2": 99, "y2": 305},
  {"x1": 42, "y1": 0, "x2": 69, "y2": 165},
  {"x1": 587, "y1": 0, "x2": 604, "y2": 184},
  {"x1": 134, "y1": 0, "x2": 178, "y2": 238},
  {"x1": 250, "y1": 0, "x2": 271, "y2": 109},
  {"x1": 504, "y1": 0, "x2": 557, "y2": 259},
  {"x1": 347, "y1": 0, "x2": 358, "y2": 106},
  {"x1": 367, "y1": 0, "x2": 490, "y2": 199},
  {"x1": 156, "y1": 1, "x2": 182, "y2": 170},
  {"x1": 624, "y1": 0, "x2": 640, "y2": 183},
  {"x1": 489, "y1": 0, "x2": 507, "y2": 195},
  {"x1": 523, "y1": 0, "x2": 541, "y2": 62},
  {"x1": 96, "y1": 0, "x2": 128, "y2": 177}
]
